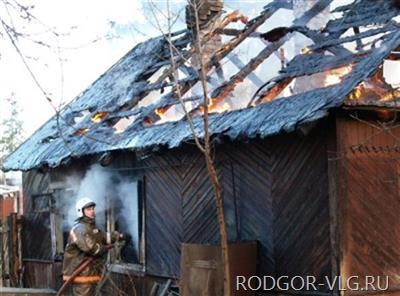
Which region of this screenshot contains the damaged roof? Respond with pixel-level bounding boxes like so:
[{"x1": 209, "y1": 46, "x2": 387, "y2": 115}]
[{"x1": 3, "y1": 0, "x2": 400, "y2": 171}]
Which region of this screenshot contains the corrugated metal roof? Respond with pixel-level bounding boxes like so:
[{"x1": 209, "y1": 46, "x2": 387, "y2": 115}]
[{"x1": 3, "y1": 0, "x2": 400, "y2": 171}]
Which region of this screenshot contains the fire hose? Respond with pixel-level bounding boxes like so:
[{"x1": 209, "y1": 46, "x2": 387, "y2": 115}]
[{"x1": 56, "y1": 244, "x2": 115, "y2": 296}]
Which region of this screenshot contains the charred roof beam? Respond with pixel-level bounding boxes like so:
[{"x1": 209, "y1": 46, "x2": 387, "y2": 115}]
[
  {"x1": 309, "y1": 24, "x2": 399, "y2": 52},
  {"x1": 325, "y1": 0, "x2": 399, "y2": 37},
  {"x1": 249, "y1": 50, "x2": 370, "y2": 105},
  {"x1": 189, "y1": 0, "x2": 342, "y2": 113},
  {"x1": 227, "y1": 53, "x2": 264, "y2": 87},
  {"x1": 117, "y1": 7, "x2": 273, "y2": 121},
  {"x1": 124, "y1": 2, "x2": 283, "y2": 128}
]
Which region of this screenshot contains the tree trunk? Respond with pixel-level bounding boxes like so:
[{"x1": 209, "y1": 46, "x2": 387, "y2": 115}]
[{"x1": 204, "y1": 152, "x2": 231, "y2": 296}]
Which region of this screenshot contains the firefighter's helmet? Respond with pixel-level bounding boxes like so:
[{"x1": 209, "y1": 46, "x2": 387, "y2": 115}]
[{"x1": 76, "y1": 197, "x2": 96, "y2": 218}]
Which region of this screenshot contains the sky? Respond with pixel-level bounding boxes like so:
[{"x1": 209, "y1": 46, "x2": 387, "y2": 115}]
[{"x1": 0, "y1": 0, "x2": 186, "y2": 137}]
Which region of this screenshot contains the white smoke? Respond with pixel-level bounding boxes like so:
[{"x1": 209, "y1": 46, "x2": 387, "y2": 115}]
[
  {"x1": 116, "y1": 181, "x2": 140, "y2": 261},
  {"x1": 65, "y1": 164, "x2": 111, "y2": 229},
  {"x1": 63, "y1": 164, "x2": 140, "y2": 261}
]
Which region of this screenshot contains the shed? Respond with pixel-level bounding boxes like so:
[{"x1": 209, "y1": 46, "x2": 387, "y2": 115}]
[{"x1": 3, "y1": 0, "x2": 400, "y2": 295}]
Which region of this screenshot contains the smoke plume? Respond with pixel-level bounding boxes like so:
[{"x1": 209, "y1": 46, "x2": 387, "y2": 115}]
[{"x1": 63, "y1": 164, "x2": 140, "y2": 261}]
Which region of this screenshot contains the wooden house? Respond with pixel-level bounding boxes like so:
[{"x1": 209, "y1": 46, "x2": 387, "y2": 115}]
[{"x1": 3, "y1": 0, "x2": 400, "y2": 295}]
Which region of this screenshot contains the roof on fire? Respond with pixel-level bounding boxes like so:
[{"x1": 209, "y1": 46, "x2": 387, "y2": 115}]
[{"x1": 3, "y1": 0, "x2": 400, "y2": 171}]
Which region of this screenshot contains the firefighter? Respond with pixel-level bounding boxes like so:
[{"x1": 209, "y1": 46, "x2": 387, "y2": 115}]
[{"x1": 62, "y1": 197, "x2": 122, "y2": 296}]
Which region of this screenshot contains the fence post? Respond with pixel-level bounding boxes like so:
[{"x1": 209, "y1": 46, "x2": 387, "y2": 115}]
[{"x1": 0, "y1": 219, "x2": 3, "y2": 287}]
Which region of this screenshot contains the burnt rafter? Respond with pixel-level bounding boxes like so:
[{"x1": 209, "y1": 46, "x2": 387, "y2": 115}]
[
  {"x1": 4, "y1": 0, "x2": 400, "y2": 172},
  {"x1": 326, "y1": 0, "x2": 400, "y2": 37},
  {"x1": 193, "y1": 35, "x2": 290, "y2": 115},
  {"x1": 125, "y1": 2, "x2": 282, "y2": 128},
  {"x1": 117, "y1": 8, "x2": 264, "y2": 122},
  {"x1": 189, "y1": 0, "x2": 342, "y2": 114},
  {"x1": 309, "y1": 24, "x2": 399, "y2": 53},
  {"x1": 249, "y1": 14, "x2": 399, "y2": 105},
  {"x1": 132, "y1": 0, "x2": 331, "y2": 124},
  {"x1": 250, "y1": 49, "x2": 371, "y2": 106},
  {"x1": 146, "y1": 9, "x2": 253, "y2": 87},
  {"x1": 251, "y1": 78, "x2": 293, "y2": 106},
  {"x1": 227, "y1": 54, "x2": 264, "y2": 87}
]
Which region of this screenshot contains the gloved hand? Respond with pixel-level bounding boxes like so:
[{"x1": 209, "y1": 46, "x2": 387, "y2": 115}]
[
  {"x1": 110, "y1": 231, "x2": 122, "y2": 243},
  {"x1": 119, "y1": 233, "x2": 132, "y2": 244},
  {"x1": 110, "y1": 231, "x2": 132, "y2": 243}
]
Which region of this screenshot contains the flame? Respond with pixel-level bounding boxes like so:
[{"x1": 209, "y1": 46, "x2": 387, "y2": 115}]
[
  {"x1": 348, "y1": 85, "x2": 362, "y2": 100},
  {"x1": 143, "y1": 117, "x2": 153, "y2": 126},
  {"x1": 217, "y1": 103, "x2": 231, "y2": 113},
  {"x1": 74, "y1": 128, "x2": 89, "y2": 136},
  {"x1": 324, "y1": 65, "x2": 353, "y2": 86},
  {"x1": 155, "y1": 107, "x2": 168, "y2": 118},
  {"x1": 151, "y1": 98, "x2": 233, "y2": 125},
  {"x1": 380, "y1": 88, "x2": 400, "y2": 101},
  {"x1": 346, "y1": 72, "x2": 400, "y2": 103},
  {"x1": 91, "y1": 112, "x2": 108, "y2": 123},
  {"x1": 200, "y1": 98, "x2": 232, "y2": 114},
  {"x1": 301, "y1": 47, "x2": 311, "y2": 54}
]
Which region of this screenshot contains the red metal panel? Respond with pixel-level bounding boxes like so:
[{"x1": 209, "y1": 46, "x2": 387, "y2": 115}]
[
  {"x1": 337, "y1": 115, "x2": 400, "y2": 295},
  {"x1": 0, "y1": 196, "x2": 16, "y2": 220}
]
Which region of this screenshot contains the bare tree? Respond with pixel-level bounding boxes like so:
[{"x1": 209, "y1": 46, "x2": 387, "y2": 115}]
[{"x1": 148, "y1": 0, "x2": 233, "y2": 294}]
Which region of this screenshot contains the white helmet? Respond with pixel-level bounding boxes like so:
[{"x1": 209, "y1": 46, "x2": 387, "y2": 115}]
[{"x1": 76, "y1": 197, "x2": 96, "y2": 218}]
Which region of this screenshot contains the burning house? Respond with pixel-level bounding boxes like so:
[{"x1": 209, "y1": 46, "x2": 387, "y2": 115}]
[{"x1": 2, "y1": 0, "x2": 400, "y2": 295}]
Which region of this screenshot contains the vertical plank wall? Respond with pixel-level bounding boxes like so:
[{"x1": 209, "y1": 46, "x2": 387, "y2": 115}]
[
  {"x1": 143, "y1": 124, "x2": 331, "y2": 282},
  {"x1": 336, "y1": 115, "x2": 400, "y2": 294},
  {"x1": 271, "y1": 130, "x2": 331, "y2": 285},
  {"x1": 21, "y1": 170, "x2": 55, "y2": 288}
]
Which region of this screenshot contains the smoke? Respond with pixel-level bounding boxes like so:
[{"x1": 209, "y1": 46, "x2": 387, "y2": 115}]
[
  {"x1": 65, "y1": 165, "x2": 111, "y2": 229},
  {"x1": 63, "y1": 164, "x2": 140, "y2": 261},
  {"x1": 115, "y1": 181, "x2": 140, "y2": 261}
]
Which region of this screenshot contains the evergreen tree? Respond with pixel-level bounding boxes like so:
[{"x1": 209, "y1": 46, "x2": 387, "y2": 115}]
[{"x1": 0, "y1": 93, "x2": 24, "y2": 166}]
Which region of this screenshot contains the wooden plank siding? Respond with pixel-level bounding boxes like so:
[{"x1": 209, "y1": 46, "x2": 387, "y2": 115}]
[
  {"x1": 22, "y1": 170, "x2": 51, "y2": 214},
  {"x1": 144, "y1": 151, "x2": 183, "y2": 277},
  {"x1": 142, "y1": 121, "x2": 331, "y2": 282},
  {"x1": 271, "y1": 131, "x2": 331, "y2": 286},
  {"x1": 226, "y1": 141, "x2": 275, "y2": 276},
  {"x1": 336, "y1": 114, "x2": 400, "y2": 295},
  {"x1": 18, "y1": 126, "x2": 332, "y2": 290}
]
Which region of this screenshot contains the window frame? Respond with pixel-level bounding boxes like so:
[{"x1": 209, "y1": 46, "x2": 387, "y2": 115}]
[{"x1": 106, "y1": 176, "x2": 146, "y2": 272}]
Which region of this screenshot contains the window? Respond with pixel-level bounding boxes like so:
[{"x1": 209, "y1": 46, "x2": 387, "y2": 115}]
[
  {"x1": 108, "y1": 176, "x2": 145, "y2": 266},
  {"x1": 32, "y1": 193, "x2": 53, "y2": 212}
]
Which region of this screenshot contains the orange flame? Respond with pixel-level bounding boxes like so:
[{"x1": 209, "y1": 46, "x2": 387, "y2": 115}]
[
  {"x1": 201, "y1": 98, "x2": 231, "y2": 114},
  {"x1": 380, "y1": 89, "x2": 400, "y2": 101},
  {"x1": 91, "y1": 112, "x2": 108, "y2": 123},
  {"x1": 143, "y1": 117, "x2": 153, "y2": 126},
  {"x1": 301, "y1": 47, "x2": 311, "y2": 55},
  {"x1": 155, "y1": 107, "x2": 169, "y2": 118},
  {"x1": 74, "y1": 128, "x2": 89, "y2": 136},
  {"x1": 347, "y1": 72, "x2": 400, "y2": 103},
  {"x1": 348, "y1": 85, "x2": 362, "y2": 100},
  {"x1": 324, "y1": 65, "x2": 353, "y2": 86}
]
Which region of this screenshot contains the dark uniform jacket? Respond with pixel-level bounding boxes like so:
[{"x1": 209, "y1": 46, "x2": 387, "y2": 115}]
[{"x1": 62, "y1": 216, "x2": 107, "y2": 284}]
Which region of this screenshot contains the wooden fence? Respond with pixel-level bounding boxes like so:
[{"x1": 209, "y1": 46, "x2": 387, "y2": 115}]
[{"x1": 0, "y1": 213, "x2": 22, "y2": 288}]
